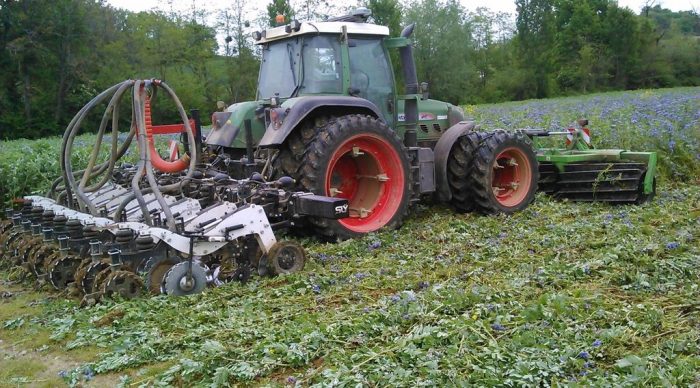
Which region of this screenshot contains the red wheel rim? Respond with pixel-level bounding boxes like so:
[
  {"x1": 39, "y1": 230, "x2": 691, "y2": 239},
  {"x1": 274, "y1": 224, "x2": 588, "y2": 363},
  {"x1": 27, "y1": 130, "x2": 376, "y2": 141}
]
[
  {"x1": 491, "y1": 147, "x2": 532, "y2": 207},
  {"x1": 325, "y1": 134, "x2": 405, "y2": 233}
]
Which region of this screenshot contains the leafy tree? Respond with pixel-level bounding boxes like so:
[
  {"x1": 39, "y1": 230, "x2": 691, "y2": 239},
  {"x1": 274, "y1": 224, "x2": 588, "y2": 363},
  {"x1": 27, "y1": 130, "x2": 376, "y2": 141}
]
[
  {"x1": 515, "y1": 0, "x2": 557, "y2": 99},
  {"x1": 366, "y1": 0, "x2": 401, "y2": 35},
  {"x1": 218, "y1": 0, "x2": 259, "y2": 102},
  {"x1": 404, "y1": 0, "x2": 477, "y2": 104}
]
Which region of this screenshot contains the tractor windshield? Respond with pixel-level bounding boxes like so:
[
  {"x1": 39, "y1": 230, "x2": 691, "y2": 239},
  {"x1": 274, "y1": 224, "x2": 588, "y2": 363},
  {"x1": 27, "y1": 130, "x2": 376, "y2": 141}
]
[
  {"x1": 258, "y1": 35, "x2": 342, "y2": 99},
  {"x1": 257, "y1": 39, "x2": 301, "y2": 99}
]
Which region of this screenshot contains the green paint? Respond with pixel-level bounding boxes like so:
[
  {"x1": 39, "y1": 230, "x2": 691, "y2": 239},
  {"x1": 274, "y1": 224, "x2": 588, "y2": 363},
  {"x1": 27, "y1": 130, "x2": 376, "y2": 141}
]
[
  {"x1": 395, "y1": 97, "x2": 453, "y2": 142},
  {"x1": 536, "y1": 149, "x2": 658, "y2": 194}
]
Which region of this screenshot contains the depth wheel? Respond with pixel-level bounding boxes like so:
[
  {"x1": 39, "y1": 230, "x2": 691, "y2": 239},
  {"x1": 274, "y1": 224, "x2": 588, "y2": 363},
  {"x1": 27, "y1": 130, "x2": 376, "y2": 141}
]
[
  {"x1": 76, "y1": 260, "x2": 110, "y2": 295},
  {"x1": 92, "y1": 266, "x2": 114, "y2": 293},
  {"x1": 267, "y1": 241, "x2": 306, "y2": 275},
  {"x1": 288, "y1": 114, "x2": 411, "y2": 239},
  {"x1": 48, "y1": 256, "x2": 82, "y2": 290},
  {"x1": 468, "y1": 130, "x2": 538, "y2": 214},
  {"x1": 163, "y1": 262, "x2": 207, "y2": 296},
  {"x1": 102, "y1": 270, "x2": 144, "y2": 299},
  {"x1": 144, "y1": 258, "x2": 178, "y2": 295},
  {"x1": 28, "y1": 245, "x2": 54, "y2": 278}
]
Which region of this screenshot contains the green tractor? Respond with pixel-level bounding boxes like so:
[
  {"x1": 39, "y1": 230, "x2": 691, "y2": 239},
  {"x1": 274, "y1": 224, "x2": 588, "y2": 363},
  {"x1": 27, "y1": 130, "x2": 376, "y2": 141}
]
[{"x1": 204, "y1": 8, "x2": 657, "y2": 239}]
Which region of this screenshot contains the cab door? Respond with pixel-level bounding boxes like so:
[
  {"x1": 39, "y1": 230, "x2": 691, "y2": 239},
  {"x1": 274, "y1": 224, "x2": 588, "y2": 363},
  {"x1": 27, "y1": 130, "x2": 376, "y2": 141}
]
[{"x1": 347, "y1": 37, "x2": 396, "y2": 127}]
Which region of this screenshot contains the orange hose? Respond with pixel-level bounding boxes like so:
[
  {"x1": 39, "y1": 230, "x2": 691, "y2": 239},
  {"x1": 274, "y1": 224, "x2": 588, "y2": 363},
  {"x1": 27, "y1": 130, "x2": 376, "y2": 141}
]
[{"x1": 145, "y1": 97, "x2": 189, "y2": 173}]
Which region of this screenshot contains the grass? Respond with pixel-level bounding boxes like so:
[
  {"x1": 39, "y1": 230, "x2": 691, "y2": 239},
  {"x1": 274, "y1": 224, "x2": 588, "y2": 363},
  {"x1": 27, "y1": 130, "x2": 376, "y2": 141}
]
[{"x1": 0, "y1": 87, "x2": 699, "y2": 386}]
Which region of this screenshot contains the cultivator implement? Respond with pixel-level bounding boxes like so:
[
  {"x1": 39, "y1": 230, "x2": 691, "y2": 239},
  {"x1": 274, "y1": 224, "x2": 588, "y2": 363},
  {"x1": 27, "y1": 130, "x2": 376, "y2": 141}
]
[
  {"x1": 0, "y1": 80, "x2": 348, "y2": 302},
  {"x1": 523, "y1": 120, "x2": 657, "y2": 204}
]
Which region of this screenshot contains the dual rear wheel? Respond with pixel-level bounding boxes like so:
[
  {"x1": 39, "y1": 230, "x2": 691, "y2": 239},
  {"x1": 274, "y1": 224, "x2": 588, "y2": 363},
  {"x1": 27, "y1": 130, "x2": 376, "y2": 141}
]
[{"x1": 448, "y1": 130, "x2": 539, "y2": 214}]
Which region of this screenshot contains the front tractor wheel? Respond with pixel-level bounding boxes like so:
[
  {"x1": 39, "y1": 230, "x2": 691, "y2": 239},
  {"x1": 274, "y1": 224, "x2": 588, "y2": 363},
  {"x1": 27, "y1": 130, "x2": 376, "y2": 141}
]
[
  {"x1": 468, "y1": 130, "x2": 539, "y2": 214},
  {"x1": 298, "y1": 115, "x2": 411, "y2": 240}
]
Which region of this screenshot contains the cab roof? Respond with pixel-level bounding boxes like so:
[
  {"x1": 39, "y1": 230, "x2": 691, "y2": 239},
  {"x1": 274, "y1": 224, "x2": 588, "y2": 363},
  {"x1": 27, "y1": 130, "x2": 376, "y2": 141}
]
[{"x1": 255, "y1": 21, "x2": 390, "y2": 45}]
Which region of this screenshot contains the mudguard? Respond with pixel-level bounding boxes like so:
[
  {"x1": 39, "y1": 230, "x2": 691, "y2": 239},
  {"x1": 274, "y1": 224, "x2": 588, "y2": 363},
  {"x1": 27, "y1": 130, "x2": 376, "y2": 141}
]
[
  {"x1": 433, "y1": 121, "x2": 476, "y2": 202},
  {"x1": 258, "y1": 96, "x2": 384, "y2": 147}
]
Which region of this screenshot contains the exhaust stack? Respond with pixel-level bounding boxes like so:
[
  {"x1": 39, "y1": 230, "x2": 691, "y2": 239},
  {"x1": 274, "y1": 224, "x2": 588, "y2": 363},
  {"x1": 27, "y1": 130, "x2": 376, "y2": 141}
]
[{"x1": 399, "y1": 24, "x2": 418, "y2": 147}]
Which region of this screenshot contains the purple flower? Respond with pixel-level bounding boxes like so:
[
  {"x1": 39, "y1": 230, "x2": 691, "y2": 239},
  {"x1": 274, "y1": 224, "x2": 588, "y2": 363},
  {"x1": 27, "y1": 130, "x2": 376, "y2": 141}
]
[
  {"x1": 390, "y1": 294, "x2": 401, "y2": 303},
  {"x1": 577, "y1": 351, "x2": 590, "y2": 360},
  {"x1": 491, "y1": 323, "x2": 505, "y2": 331},
  {"x1": 592, "y1": 339, "x2": 602, "y2": 347},
  {"x1": 287, "y1": 376, "x2": 297, "y2": 384},
  {"x1": 58, "y1": 370, "x2": 68, "y2": 378},
  {"x1": 368, "y1": 241, "x2": 382, "y2": 250},
  {"x1": 418, "y1": 281, "x2": 430, "y2": 290},
  {"x1": 666, "y1": 242, "x2": 680, "y2": 250},
  {"x1": 354, "y1": 272, "x2": 369, "y2": 280},
  {"x1": 311, "y1": 284, "x2": 321, "y2": 294}
]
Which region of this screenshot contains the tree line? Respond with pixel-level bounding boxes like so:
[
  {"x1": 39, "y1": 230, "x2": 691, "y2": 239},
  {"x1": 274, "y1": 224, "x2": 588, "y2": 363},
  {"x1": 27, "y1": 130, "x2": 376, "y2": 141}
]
[{"x1": 0, "y1": 0, "x2": 698, "y2": 140}]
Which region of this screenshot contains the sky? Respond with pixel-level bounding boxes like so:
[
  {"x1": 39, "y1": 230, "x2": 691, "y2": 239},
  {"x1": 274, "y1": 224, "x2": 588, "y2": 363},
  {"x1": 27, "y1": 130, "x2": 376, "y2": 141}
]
[{"x1": 107, "y1": 0, "x2": 699, "y2": 15}]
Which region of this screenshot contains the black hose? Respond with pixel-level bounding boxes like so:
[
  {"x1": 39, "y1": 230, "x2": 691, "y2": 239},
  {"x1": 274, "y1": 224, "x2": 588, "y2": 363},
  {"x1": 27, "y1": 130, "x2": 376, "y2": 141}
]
[
  {"x1": 111, "y1": 187, "x2": 153, "y2": 223},
  {"x1": 62, "y1": 81, "x2": 128, "y2": 213},
  {"x1": 58, "y1": 79, "x2": 198, "y2": 231},
  {"x1": 79, "y1": 81, "x2": 132, "y2": 191}
]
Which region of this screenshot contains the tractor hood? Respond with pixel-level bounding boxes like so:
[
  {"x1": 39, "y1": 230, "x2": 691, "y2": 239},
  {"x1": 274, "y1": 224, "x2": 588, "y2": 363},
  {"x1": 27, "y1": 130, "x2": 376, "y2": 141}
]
[{"x1": 206, "y1": 101, "x2": 263, "y2": 148}]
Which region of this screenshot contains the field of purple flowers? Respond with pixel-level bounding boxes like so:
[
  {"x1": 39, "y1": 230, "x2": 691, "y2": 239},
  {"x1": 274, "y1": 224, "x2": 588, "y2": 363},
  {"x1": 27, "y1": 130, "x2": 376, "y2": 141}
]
[{"x1": 0, "y1": 87, "x2": 698, "y2": 386}]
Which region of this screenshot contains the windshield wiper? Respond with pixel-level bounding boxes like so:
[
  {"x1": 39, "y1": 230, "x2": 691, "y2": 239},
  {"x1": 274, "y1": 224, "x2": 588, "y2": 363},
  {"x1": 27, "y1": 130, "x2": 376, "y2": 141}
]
[{"x1": 286, "y1": 43, "x2": 296, "y2": 86}]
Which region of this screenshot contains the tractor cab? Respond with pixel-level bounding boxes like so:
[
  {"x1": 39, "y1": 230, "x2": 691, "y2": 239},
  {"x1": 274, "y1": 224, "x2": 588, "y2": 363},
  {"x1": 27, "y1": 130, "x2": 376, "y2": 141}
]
[{"x1": 254, "y1": 14, "x2": 397, "y2": 127}]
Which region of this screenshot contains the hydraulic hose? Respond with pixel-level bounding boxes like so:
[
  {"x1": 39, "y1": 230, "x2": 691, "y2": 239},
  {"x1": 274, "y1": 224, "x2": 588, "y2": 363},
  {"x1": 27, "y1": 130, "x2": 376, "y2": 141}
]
[
  {"x1": 132, "y1": 80, "x2": 197, "y2": 230},
  {"x1": 58, "y1": 79, "x2": 197, "y2": 231},
  {"x1": 79, "y1": 81, "x2": 134, "y2": 192},
  {"x1": 144, "y1": 97, "x2": 190, "y2": 173},
  {"x1": 61, "y1": 81, "x2": 129, "y2": 213}
]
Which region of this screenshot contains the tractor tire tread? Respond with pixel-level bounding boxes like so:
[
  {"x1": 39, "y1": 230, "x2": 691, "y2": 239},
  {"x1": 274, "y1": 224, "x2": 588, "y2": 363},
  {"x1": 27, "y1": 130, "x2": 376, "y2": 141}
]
[
  {"x1": 286, "y1": 114, "x2": 411, "y2": 240},
  {"x1": 467, "y1": 130, "x2": 539, "y2": 214},
  {"x1": 447, "y1": 131, "x2": 485, "y2": 212}
]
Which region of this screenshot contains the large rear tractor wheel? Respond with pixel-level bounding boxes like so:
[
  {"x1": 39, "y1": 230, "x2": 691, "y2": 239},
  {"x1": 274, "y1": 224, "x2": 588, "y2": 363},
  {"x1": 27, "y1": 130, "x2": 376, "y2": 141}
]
[
  {"x1": 292, "y1": 114, "x2": 411, "y2": 240},
  {"x1": 468, "y1": 130, "x2": 539, "y2": 214}
]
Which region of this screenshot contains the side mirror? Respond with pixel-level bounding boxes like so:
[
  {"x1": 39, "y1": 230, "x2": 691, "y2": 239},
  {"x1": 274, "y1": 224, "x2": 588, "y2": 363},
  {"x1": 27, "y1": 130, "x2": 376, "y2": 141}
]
[{"x1": 420, "y1": 82, "x2": 429, "y2": 99}]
